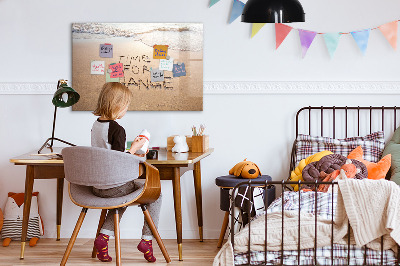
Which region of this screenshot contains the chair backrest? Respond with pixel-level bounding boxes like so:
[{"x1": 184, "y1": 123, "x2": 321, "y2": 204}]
[{"x1": 62, "y1": 146, "x2": 145, "y2": 187}]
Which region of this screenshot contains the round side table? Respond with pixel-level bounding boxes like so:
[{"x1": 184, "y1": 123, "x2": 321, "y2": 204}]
[{"x1": 215, "y1": 175, "x2": 275, "y2": 248}]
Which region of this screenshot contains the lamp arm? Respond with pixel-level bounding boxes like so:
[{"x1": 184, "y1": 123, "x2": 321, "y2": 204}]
[{"x1": 50, "y1": 105, "x2": 57, "y2": 148}]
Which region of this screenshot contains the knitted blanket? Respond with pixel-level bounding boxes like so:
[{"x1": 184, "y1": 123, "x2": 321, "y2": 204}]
[{"x1": 214, "y1": 179, "x2": 400, "y2": 266}]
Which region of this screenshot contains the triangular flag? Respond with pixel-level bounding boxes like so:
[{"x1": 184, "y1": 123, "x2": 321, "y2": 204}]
[
  {"x1": 275, "y1": 23, "x2": 293, "y2": 49},
  {"x1": 378, "y1": 21, "x2": 398, "y2": 50},
  {"x1": 229, "y1": 0, "x2": 245, "y2": 24},
  {"x1": 209, "y1": 0, "x2": 220, "y2": 7},
  {"x1": 251, "y1": 23, "x2": 266, "y2": 38},
  {"x1": 323, "y1": 33, "x2": 341, "y2": 58},
  {"x1": 298, "y1": 29, "x2": 317, "y2": 58},
  {"x1": 351, "y1": 29, "x2": 370, "y2": 55}
]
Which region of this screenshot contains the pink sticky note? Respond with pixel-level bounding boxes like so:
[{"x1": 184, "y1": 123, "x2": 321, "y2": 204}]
[{"x1": 109, "y1": 63, "x2": 124, "y2": 78}]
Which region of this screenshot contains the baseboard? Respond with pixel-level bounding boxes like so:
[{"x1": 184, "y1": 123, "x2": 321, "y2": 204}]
[{"x1": 1, "y1": 81, "x2": 400, "y2": 94}]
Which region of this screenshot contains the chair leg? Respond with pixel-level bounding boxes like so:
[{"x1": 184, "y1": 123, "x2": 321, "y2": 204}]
[
  {"x1": 60, "y1": 208, "x2": 88, "y2": 266},
  {"x1": 114, "y1": 209, "x2": 121, "y2": 266},
  {"x1": 91, "y1": 209, "x2": 108, "y2": 258},
  {"x1": 217, "y1": 211, "x2": 230, "y2": 248},
  {"x1": 141, "y1": 205, "x2": 171, "y2": 263}
]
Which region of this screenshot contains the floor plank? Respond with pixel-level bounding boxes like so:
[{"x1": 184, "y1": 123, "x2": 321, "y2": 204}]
[{"x1": 0, "y1": 239, "x2": 221, "y2": 265}]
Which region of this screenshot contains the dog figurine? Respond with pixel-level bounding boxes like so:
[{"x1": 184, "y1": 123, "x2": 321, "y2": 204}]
[{"x1": 229, "y1": 159, "x2": 261, "y2": 179}]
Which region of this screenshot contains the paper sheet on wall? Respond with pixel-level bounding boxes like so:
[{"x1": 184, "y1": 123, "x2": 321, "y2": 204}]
[
  {"x1": 173, "y1": 63, "x2": 186, "y2": 77},
  {"x1": 109, "y1": 63, "x2": 124, "y2": 78},
  {"x1": 91, "y1": 61, "x2": 105, "y2": 75},
  {"x1": 153, "y1": 45, "x2": 168, "y2": 59},
  {"x1": 159, "y1": 58, "x2": 174, "y2": 71},
  {"x1": 99, "y1": 43, "x2": 113, "y2": 58},
  {"x1": 106, "y1": 71, "x2": 120, "y2": 82},
  {"x1": 151, "y1": 68, "x2": 164, "y2": 82}
]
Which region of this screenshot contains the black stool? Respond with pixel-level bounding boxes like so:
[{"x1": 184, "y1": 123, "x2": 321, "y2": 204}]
[{"x1": 215, "y1": 175, "x2": 275, "y2": 248}]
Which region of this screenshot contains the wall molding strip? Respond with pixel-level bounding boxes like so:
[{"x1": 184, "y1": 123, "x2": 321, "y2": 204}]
[{"x1": 0, "y1": 81, "x2": 399, "y2": 95}]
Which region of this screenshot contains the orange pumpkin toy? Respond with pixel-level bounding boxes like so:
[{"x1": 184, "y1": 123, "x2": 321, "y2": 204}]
[{"x1": 229, "y1": 159, "x2": 261, "y2": 179}]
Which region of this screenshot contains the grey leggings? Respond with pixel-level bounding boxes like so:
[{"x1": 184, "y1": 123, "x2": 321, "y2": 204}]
[{"x1": 92, "y1": 180, "x2": 162, "y2": 240}]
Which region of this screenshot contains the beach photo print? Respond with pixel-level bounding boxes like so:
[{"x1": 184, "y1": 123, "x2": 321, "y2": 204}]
[{"x1": 72, "y1": 23, "x2": 203, "y2": 111}]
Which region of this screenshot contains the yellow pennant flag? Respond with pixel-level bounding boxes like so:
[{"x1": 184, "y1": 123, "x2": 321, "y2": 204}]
[{"x1": 251, "y1": 23, "x2": 266, "y2": 38}]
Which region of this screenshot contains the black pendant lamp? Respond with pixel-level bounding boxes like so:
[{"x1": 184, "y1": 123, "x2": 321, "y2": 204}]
[{"x1": 242, "y1": 0, "x2": 305, "y2": 23}]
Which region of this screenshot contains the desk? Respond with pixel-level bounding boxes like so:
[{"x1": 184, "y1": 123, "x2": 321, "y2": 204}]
[{"x1": 10, "y1": 147, "x2": 213, "y2": 261}]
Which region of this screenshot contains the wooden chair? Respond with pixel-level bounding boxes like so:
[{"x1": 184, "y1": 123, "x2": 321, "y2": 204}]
[{"x1": 60, "y1": 146, "x2": 171, "y2": 265}]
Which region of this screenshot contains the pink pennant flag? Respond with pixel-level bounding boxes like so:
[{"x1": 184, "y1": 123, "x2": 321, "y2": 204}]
[
  {"x1": 275, "y1": 23, "x2": 293, "y2": 49},
  {"x1": 378, "y1": 21, "x2": 398, "y2": 50},
  {"x1": 298, "y1": 29, "x2": 317, "y2": 58}
]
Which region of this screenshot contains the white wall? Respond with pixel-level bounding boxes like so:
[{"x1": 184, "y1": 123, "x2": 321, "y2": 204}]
[{"x1": 1, "y1": 0, "x2": 400, "y2": 239}]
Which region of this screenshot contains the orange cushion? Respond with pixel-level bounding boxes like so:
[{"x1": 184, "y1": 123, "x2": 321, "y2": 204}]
[{"x1": 347, "y1": 146, "x2": 391, "y2": 180}]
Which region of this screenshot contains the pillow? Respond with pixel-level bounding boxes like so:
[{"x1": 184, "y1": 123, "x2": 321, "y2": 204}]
[
  {"x1": 382, "y1": 126, "x2": 400, "y2": 184},
  {"x1": 295, "y1": 131, "x2": 385, "y2": 166},
  {"x1": 348, "y1": 146, "x2": 391, "y2": 180}
]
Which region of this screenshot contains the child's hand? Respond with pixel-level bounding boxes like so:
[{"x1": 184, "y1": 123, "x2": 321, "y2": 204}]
[{"x1": 129, "y1": 137, "x2": 147, "y2": 155}]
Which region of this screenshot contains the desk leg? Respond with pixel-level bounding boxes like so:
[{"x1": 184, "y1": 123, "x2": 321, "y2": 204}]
[
  {"x1": 20, "y1": 165, "x2": 35, "y2": 259},
  {"x1": 56, "y1": 178, "x2": 64, "y2": 241},
  {"x1": 193, "y1": 161, "x2": 203, "y2": 242},
  {"x1": 172, "y1": 167, "x2": 183, "y2": 261}
]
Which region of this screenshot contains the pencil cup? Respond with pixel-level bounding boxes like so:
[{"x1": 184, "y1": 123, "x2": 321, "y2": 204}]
[{"x1": 191, "y1": 135, "x2": 209, "y2": 153}]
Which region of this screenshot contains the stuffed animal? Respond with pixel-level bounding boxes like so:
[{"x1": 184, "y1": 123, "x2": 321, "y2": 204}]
[
  {"x1": 229, "y1": 159, "x2": 261, "y2": 179},
  {"x1": 0, "y1": 208, "x2": 3, "y2": 232},
  {"x1": 1, "y1": 192, "x2": 44, "y2": 247},
  {"x1": 172, "y1": 135, "x2": 189, "y2": 153},
  {"x1": 348, "y1": 146, "x2": 391, "y2": 180}
]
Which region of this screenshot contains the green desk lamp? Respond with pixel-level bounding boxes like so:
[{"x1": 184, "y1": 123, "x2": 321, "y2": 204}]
[{"x1": 38, "y1": 79, "x2": 80, "y2": 154}]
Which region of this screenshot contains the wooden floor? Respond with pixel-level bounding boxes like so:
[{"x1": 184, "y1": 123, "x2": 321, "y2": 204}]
[{"x1": 0, "y1": 239, "x2": 221, "y2": 265}]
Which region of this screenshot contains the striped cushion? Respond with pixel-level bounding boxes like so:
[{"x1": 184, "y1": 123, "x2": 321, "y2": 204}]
[
  {"x1": 295, "y1": 131, "x2": 385, "y2": 167},
  {"x1": 1, "y1": 217, "x2": 41, "y2": 240}
]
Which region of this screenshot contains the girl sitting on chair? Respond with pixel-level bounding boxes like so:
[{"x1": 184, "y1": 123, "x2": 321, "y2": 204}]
[{"x1": 91, "y1": 82, "x2": 162, "y2": 263}]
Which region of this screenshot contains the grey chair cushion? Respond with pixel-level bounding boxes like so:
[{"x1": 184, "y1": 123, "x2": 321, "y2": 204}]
[{"x1": 69, "y1": 180, "x2": 145, "y2": 208}]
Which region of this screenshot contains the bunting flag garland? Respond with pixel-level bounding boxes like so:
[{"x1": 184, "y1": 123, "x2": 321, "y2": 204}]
[
  {"x1": 229, "y1": 0, "x2": 245, "y2": 24},
  {"x1": 209, "y1": 0, "x2": 220, "y2": 8},
  {"x1": 275, "y1": 23, "x2": 293, "y2": 49},
  {"x1": 251, "y1": 23, "x2": 266, "y2": 38},
  {"x1": 351, "y1": 29, "x2": 370, "y2": 55},
  {"x1": 323, "y1": 33, "x2": 341, "y2": 58},
  {"x1": 378, "y1": 21, "x2": 398, "y2": 50},
  {"x1": 208, "y1": 5, "x2": 400, "y2": 57},
  {"x1": 298, "y1": 30, "x2": 317, "y2": 58}
]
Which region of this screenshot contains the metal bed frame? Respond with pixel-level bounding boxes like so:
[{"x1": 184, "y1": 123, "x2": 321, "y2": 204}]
[{"x1": 230, "y1": 106, "x2": 400, "y2": 266}]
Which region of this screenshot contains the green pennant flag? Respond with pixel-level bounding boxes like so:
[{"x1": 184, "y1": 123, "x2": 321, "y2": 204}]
[{"x1": 209, "y1": 0, "x2": 220, "y2": 7}]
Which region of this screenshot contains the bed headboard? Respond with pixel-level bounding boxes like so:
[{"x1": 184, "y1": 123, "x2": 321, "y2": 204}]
[{"x1": 290, "y1": 106, "x2": 400, "y2": 179}]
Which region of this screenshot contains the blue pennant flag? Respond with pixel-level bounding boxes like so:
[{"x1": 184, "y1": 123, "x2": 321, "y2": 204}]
[
  {"x1": 323, "y1": 33, "x2": 341, "y2": 58},
  {"x1": 229, "y1": 0, "x2": 245, "y2": 24},
  {"x1": 351, "y1": 29, "x2": 371, "y2": 55},
  {"x1": 209, "y1": 0, "x2": 221, "y2": 7}
]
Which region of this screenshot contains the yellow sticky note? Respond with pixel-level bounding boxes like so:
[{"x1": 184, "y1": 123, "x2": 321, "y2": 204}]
[{"x1": 153, "y1": 45, "x2": 168, "y2": 59}]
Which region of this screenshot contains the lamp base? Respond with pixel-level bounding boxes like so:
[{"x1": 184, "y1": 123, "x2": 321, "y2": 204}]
[{"x1": 38, "y1": 137, "x2": 76, "y2": 154}]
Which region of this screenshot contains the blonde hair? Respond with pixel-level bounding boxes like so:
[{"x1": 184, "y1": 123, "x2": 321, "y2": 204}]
[{"x1": 93, "y1": 82, "x2": 133, "y2": 120}]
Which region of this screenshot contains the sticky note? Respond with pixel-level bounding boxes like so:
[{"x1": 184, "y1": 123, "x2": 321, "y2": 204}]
[
  {"x1": 106, "y1": 72, "x2": 119, "y2": 82},
  {"x1": 153, "y1": 45, "x2": 168, "y2": 59},
  {"x1": 151, "y1": 68, "x2": 164, "y2": 82},
  {"x1": 100, "y1": 44, "x2": 113, "y2": 58},
  {"x1": 159, "y1": 58, "x2": 174, "y2": 71},
  {"x1": 109, "y1": 63, "x2": 124, "y2": 78},
  {"x1": 173, "y1": 63, "x2": 186, "y2": 77},
  {"x1": 91, "y1": 61, "x2": 105, "y2": 75}
]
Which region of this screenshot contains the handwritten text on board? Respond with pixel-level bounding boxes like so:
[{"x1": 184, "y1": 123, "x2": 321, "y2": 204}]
[
  {"x1": 151, "y1": 68, "x2": 165, "y2": 82},
  {"x1": 109, "y1": 63, "x2": 124, "y2": 78},
  {"x1": 173, "y1": 63, "x2": 186, "y2": 77},
  {"x1": 91, "y1": 61, "x2": 105, "y2": 75},
  {"x1": 153, "y1": 45, "x2": 168, "y2": 59},
  {"x1": 100, "y1": 44, "x2": 113, "y2": 58},
  {"x1": 159, "y1": 58, "x2": 174, "y2": 71}
]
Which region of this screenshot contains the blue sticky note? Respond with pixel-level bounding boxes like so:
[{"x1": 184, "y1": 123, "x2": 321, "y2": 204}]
[{"x1": 173, "y1": 63, "x2": 186, "y2": 77}]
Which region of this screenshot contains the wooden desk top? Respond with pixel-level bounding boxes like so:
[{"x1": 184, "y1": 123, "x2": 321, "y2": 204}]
[{"x1": 10, "y1": 147, "x2": 214, "y2": 166}]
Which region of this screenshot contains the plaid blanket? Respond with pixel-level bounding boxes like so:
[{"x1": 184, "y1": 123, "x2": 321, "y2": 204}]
[{"x1": 234, "y1": 191, "x2": 397, "y2": 265}]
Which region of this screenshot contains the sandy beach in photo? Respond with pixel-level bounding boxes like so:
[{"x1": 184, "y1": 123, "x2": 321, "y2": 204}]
[{"x1": 72, "y1": 23, "x2": 203, "y2": 111}]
